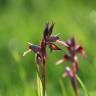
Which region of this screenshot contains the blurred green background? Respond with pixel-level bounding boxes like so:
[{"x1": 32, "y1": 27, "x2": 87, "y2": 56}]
[{"x1": 0, "y1": 0, "x2": 96, "y2": 96}]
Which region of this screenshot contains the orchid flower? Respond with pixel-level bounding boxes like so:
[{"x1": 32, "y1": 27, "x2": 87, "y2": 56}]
[
  {"x1": 57, "y1": 38, "x2": 87, "y2": 58},
  {"x1": 56, "y1": 37, "x2": 87, "y2": 73}
]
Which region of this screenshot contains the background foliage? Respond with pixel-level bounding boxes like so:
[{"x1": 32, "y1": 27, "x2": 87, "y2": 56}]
[{"x1": 0, "y1": 0, "x2": 96, "y2": 96}]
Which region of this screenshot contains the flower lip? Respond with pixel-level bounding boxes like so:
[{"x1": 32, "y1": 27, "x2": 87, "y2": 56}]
[
  {"x1": 48, "y1": 43, "x2": 61, "y2": 51},
  {"x1": 28, "y1": 42, "x2": 41, "y2": 53},
  {"x1": 48, "y1": 35, "x2": 60, "y2": 42}
]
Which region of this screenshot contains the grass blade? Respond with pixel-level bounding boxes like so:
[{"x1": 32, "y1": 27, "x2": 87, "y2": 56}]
[
  {"x1": 76, "y1": 75, "x2": 89, "y2": 96},
  {"x1": 37, "y1": 73, "x2": 43, "y2": 96}
]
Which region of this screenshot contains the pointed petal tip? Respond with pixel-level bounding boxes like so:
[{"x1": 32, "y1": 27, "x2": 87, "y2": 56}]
[
  {"x1": 77, "y1": 46, "x2": 87, "y2": 58},
  {"x1": 56, "y1": 59, "x2": 64, "y2": 65},
  {"x1": 56, "y1": 40, "x2": 69, "y2": 47},
  {"x1": 27, "y1": 42, "x2": 33, "y2": 45},
  {"x1": 23, "y1": 49, "x2": 31, "y2": 56},
  {"x1": 23, "y1": 53, "x2": 25, "y2": 56},
  {"x1": 82, "y1": 50, "x2": 87, "y2": 59},
  {"x1": 48, "y1": 43, "x2": 61, "y2": 51},
  {"x1": 62, "y1": 72, "x2": 67, "y2": 78},
  {"x1": 56, "y1": 33, "x2": 61, "y2": 36},
  {"x1": 66, "y1": 66, "x2": 71, "y2": 71},
  {"x1": 51, "y1": 22, "x2": 55, "y2": 26}
]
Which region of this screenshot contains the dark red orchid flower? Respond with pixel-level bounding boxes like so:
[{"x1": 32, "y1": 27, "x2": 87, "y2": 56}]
[
  {"x1": 23, "y1": 42, "x2": 41, "y2": 56},
  {"x1": 64, "y1": 38, "x2": 87, "y2": 58},
  {"x1": 57, "y1": 37, "x2": 87, "y2": 58},
  {"x1": 63, "y1": 67, "x2": 79, "y2": 96},
  {"x1": 56, "y1": 37, "x2": 87, "y2": 73},
  {"x1": 23, "y1": 23, "x2": 61, "y2": 63},
  {"x1": 23, "y1": 42, "x2": 42, "y2": 70}
]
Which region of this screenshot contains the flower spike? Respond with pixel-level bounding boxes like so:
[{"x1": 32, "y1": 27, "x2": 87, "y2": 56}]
[{"x1": 23, "y1": 23, "x2": 61, "y2": 96}]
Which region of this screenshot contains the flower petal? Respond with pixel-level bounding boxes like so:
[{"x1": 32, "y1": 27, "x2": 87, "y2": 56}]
[
  {"x1": 71, "y1": 37, "x2": 75, "y2": 47},
  {"x1": 76, "y1": 45, "x2": 87, "y2": 58},
  {"x1": 48, "y1": 23, "x2": 55, "y2": 36},
  {"x1": 48, "y1": 43, "x2": 61, "y2": 51},
  {"x1": 48, "y1": 35, "x2": 59, "y2": 42},
  {"x1": 65, "y1": 39, "x2": 72, "y2": 47},
  {"x1": 56, "y1": 58, "x2": 64, "y2": 65},
  {"x1": 56, "y1": 55, "x2": 69, "y2": 65},
  {"x1": 23, "y1": 49, "x2": 31, "y2": 56},
  {"x1": 28, "y1": 42, "x2": 41, "y2": 53},
  {"x1": 35, "y1": 53, "x2": 42, "y2": 80},
  {"x1": 62, "y1": 72, "x2": 67, "y2": 77},
  {"x1": 43, "y1": 23, "x2": 49, "y2": 41},
  {"x1": 43, "y1": 23, "x2": 55, "y2": 41},
  {"x1": 62, "y1": 67, "x2": 73, "y2": 77},
  {"x1": 35, "y1": 53, "x2": 42, "y2": 64},
  {"x1": 56, "y1": 40, "x2": 69, "y2": 47},
  {"x1": 63, "y1": 54, "x2": 70, "y2": 61},
  {"x1": 62, "y1": 37, "x2": 75, "y2": 48}
]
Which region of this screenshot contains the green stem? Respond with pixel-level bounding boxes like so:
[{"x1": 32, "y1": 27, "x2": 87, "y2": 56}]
[
  {"x1": 37, "y1": 73, "x2": 43, "y2": 96},
  {"x1": 76, "y1": 75, "x2": 89, "y2": 96},
  {"x1": 42, "y1": 63, "x2": 46, "y2": 96}
]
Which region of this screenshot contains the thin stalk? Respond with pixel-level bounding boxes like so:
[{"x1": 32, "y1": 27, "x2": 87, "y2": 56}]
[
  {"x1": 71, "y1": 77, "x2": 80, "y2": 96},
  {"x1": 37, "y1": 73, "x2": 43, "y2": 96},
  {"x1": 42, "y1": 63, "x2": 46, "y2": 96},
  {"x1": 76, "y1": 75, "x2": 89, "y2": 96}
]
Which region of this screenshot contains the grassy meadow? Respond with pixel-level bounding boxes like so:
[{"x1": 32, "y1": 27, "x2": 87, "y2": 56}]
[{"x1": 0, "y1": 0, "x2": 96, "y2": 96}]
